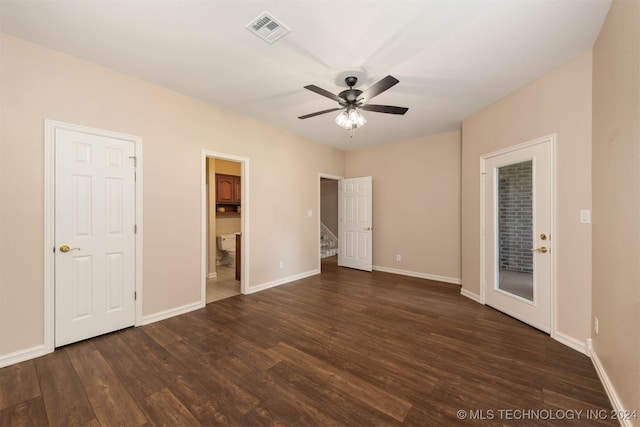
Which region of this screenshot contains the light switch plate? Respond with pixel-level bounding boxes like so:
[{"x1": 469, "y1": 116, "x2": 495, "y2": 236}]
[{"x1": 580, "y1": 209, "x2": 591, "y2": 224}]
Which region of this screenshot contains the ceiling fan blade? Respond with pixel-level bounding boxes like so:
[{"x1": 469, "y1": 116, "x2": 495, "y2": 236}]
[
  {"x1": 360, "y1": 75, "x2": 400, "y2": 102},
  {"x1": 360, "y1": 104, "x2": 408, "y2": 115},
  {"x1": 298, "y1": 107, "x2": 343, "y2": 119},
  {"x1": 303, "y1": 85, "x2": 342, "y2": 103}
]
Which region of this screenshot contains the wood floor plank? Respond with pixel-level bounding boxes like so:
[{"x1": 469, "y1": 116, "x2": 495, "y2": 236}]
[
  {"x1": 152, "y1": 338, "x2": 261, "y2": 419},
  {"x1": 0, "y1": 397, "x2": 49, "y2": 427},
  {"x1": 268, "y1": 359, "x2": 404, "y2": 426},
  {"x1": 139, "y1": 321, "x2": 184, "y2": 348},
  {"x1": 0, "y1": 360, "x2": 40, "y2": 411},
  {"x1": 34, "y1": 350, "x2": 96, "y2": 426},
  {"x1": 272, "y1": 342, "x2": 413, "y2": 422},
  {"x1": 138, "y1": 388, "x2": 202, "y2": 427},
  {"x1": 66, "y1": 342, "x2": 148, "y2": 427},
  {"x1": 92, "y1": 332, "x2": 167, "y2": 402},
  {"x1": 215, "y1": 354, "x2": 345, "y2": 427},
  {"x1": 165, "y1": 374, "x2": 247, "y2": 426}
]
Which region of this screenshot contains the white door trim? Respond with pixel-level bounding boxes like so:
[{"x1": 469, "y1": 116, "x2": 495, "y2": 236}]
[
  {"x1": 44, "y1": 119, "x2": 143, "y2": 354},
  {"x1": 201, "y1": 150, "x2": 250, "y2": 300},
  {"x1": 317, "y1": 173, "x2": 344, "y2": 271},
  {"x1": 479, "y1": 134, "x2": 556, "y2": 337}
]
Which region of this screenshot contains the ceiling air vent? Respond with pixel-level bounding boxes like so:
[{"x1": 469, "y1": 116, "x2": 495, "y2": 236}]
[{"x1": 246, "y1": 12, "x2": 290, "y2": 44}]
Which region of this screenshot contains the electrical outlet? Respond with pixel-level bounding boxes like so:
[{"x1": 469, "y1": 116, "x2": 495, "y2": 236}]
[
  {"x1": 594, "y1": 317, "x2": 599, "y2": 334},
  {"x1": 396, "y1": 254, "x2": 401, "y2": 262},
  {"x1": 279, "y1": 261, "x2": 284, "y2": 269}
]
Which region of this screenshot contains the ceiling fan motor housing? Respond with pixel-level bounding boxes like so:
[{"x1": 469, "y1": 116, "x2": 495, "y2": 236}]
[
  {"x1": 339, "y1": 89, "x2": 363, "y2": 104},
  {"x1": 339, "y1": 76, "x2": 362, "y2": 104}
]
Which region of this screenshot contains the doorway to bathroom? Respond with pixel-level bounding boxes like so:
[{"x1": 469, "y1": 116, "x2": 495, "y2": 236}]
[{"x1": 202, "y1": 151, "x2": 249, "y2": 304}]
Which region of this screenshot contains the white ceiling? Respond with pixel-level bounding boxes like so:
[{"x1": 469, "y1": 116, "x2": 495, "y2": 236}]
[{"x1": 0, "y1": 0, "x2": 611, "y2": 150}]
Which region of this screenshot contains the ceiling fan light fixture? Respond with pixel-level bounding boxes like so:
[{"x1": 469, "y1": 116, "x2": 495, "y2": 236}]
[
  {"x1": 335, "y1": 111, "x2": 350, "y2": 128},
  {"x1": 335, "y1": 107, "x2": 366, "y2": 129},
  {"x1": 349, "y1": 109, "x2": 367, "y2": 127}
]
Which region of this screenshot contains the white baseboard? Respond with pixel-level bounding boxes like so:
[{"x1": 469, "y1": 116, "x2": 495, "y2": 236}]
[
  {"x1": 372, "y1": 265, "x2": 461, "y2": 285},
  {"x1": 0, "y1": 345, "x2": 48, "y2": 368},
  {"x1": 246, "y1": 269, "x2": 320, "y2": 294},
  {"x1": 207, "y1": 272, "x2": 218, "y2": 279},
  {"x1": 590, "y1": 345, "x2": 633, "y2": 427},
  {"x1": 2, "y1": 301, "x2": 206, "y2": 367},
  {"x1": 553, "y1": 331, "x2": 588, "y2": 355},
  {"x1": 460, "y1": 290, "x2": 591, "y2": 357},
  {"x1": 460, "y1": 288, "x2": 482, "y2": 303},
  {"x1": 139, "y1": 300, "x2": 204, "y2": 326}
]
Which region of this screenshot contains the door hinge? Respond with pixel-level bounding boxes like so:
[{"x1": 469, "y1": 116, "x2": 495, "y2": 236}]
[
  {"x1": 134, "y1": 291, "x2": 137, "y2": 300},
  {"x1": 53, "y1": 246, "x2": 56, "y2": 253},
  {"x1": 134, "y1": 224, "x2": 137, "y2": 234},
  {"x1": 129, "y1": 155, "x2": 137, "y2": 167}
]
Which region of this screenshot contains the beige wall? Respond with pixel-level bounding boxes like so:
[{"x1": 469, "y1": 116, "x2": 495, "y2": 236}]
[
  {"x1": 0, "y1": 34, "x2": 344, "y2": 356},
  {"x1": 592, "y1": 0, "x2": 640, "y2": 418},
  {"x1": 345, "y1": 131, "x2": 461, "y2": 281},
  {"x1": 461, "y1": 52, "x2": 593, "y2": 343}
]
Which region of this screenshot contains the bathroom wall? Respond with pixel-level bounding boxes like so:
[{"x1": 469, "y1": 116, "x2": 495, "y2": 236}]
[
  {"x1": 206, "y1": 158, "x2": 242, "y2": 273},
  {"x1": 214, "y1": 159, "x2": 241, "y2": 264}
]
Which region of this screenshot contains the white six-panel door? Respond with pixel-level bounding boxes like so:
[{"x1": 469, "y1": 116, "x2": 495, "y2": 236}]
[
  {"x1": 338, "y1": 177, "x2": 373, "y2": 271},
  {"x1": 55, "y1": 128, "x2": 136, "y2": 347}
]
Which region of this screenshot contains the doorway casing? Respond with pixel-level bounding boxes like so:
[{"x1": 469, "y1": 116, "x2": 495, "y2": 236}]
[{"x1": 201, "y1": 150, "x2": 249, "y2": 301}]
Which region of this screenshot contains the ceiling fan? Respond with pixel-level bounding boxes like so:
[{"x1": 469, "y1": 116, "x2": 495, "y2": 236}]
[{"x1": 298, "y1": 75, "x2": 409, "y2": 130}]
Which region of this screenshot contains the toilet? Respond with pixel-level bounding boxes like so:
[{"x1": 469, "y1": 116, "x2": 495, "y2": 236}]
[{"x1": 216, "y1": 234, "x2": 237, "y2": 268}]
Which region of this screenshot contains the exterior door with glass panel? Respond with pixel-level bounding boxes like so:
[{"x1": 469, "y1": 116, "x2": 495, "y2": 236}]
[{"x1": 482, "y1": 138, "x2": 553, "y2": 333}]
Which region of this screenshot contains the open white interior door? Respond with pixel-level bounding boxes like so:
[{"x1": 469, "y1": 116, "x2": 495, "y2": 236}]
[{"x1": 338, "y1": 176, "x2": 373, "y2": 271}]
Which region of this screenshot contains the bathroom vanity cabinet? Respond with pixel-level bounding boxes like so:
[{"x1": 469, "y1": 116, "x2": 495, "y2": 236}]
[{"x1": 215, "y1": 173, "x2": 241, "y2": 216}]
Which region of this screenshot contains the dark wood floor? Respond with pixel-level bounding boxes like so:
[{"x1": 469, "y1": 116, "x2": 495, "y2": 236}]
[{"x1": 1, "y1": 257, "x2": 616, "y2": 426}]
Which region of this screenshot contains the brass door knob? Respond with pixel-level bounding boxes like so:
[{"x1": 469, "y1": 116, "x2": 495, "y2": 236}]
[
  {"x1": 59, "y1": 245, "x2": 80, "y2": 253},
  {"x1": 531, "y1": 246, "x2": 548, "y2": 254}
]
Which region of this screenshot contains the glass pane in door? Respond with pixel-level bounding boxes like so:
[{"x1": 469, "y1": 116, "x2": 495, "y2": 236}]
[{"x1": 497, "y1": 161, "x2": 534, "y2": 301}]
